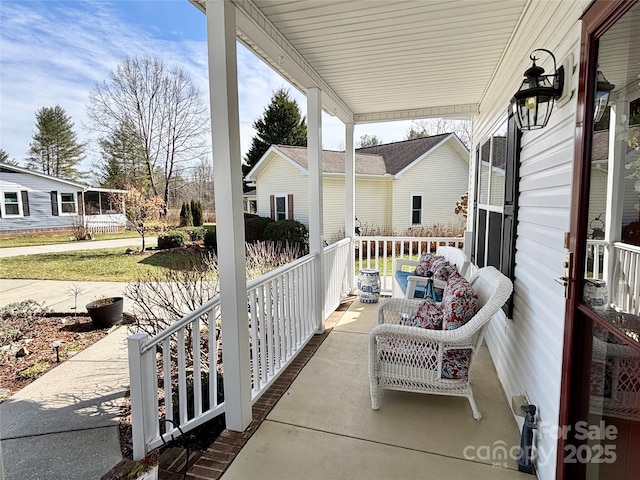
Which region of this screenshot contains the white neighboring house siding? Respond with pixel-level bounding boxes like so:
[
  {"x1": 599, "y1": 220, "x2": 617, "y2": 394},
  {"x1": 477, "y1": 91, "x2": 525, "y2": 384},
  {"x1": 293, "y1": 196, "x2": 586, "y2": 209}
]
[
  {"x1": 255, "y1": 154, "x2": 309, "y2": 228},
  {"x1": 354, "y1": 178, "x2": 391, "y2": 235},
  {"x1": 392, "y1": 140, "x2": 468, "y2": 232},
  {"x1": 471, "y1": 2, "x2": 589, "y2": 479},
  {"x1": 0, "y1": 170, "x2": 80, "y2": 232}
]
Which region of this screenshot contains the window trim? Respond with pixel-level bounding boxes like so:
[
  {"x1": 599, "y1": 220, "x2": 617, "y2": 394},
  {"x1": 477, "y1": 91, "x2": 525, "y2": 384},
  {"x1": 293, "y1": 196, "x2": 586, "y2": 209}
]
[
  {"x1": 274, "y1": 193, "x2": 288, "y2": 221},
  {"x1": 410, "y1": 193, "x2": 423, "y2": 225},
  {"x1": 58, "y1": 192, "x2": 77, "y2": 216},
  {"x1": 1, "y1": 191, "x2": 23, "y2": 217}
]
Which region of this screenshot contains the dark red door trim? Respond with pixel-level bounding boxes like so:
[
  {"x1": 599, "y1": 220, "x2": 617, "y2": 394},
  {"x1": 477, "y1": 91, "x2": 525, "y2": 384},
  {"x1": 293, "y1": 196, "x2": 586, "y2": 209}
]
[{"x1": 557, "y1": 1, "x2": 638, "y2": 479}]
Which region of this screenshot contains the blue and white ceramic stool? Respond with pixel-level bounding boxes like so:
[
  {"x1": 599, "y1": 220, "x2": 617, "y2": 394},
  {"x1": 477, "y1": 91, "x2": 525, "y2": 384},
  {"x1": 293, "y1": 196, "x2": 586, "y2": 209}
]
[{"x1": 358, "y1": 269, "x2": 381, "y2": 303}]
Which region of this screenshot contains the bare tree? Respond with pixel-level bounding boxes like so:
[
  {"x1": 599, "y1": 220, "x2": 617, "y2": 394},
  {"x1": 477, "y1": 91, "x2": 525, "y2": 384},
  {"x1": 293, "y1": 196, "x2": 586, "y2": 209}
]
[
  {"x1": 87, "y1": 56, "x2": 209, "y2": 214},
  {"x1": 112, "y1": 185, "x2": 165, "y2": 252},
  {"x1": 405, "y1": 118, "x2": 472, "y2": 148}
]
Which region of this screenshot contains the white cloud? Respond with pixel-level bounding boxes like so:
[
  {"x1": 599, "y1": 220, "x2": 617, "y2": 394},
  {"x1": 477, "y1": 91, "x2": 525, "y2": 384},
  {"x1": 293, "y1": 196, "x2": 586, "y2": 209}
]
[{"x1": 0, "y1": 0, "x2": 416, "y2": 172}]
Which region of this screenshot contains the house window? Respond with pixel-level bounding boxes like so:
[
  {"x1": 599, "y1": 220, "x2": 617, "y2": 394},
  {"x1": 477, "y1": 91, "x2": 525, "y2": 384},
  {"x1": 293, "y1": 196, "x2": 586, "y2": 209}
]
[
  {"x1": 473, "y1": 113, "x2": 520, "y2": 315},
  {"x1": 275, "y1": 195, "x2": 287, "y2": 220},
  {"x1": 411, "y1": 194, "x2": 422, "y2": 225},
  {"x1": 60, "y1": 193, "x2": 76, "y2": 214},
  {"x1": 270, "y1": 194, "x2": 293, "y2": 220},
  {"x1": 2, "y1": 192, "x2": 20, "y2": 216}
]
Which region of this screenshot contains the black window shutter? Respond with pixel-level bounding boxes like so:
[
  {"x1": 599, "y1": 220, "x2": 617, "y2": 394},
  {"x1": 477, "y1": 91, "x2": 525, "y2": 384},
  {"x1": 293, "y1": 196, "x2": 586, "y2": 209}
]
[
  {"x1": 51, "y1": 191, "x2": 59, "y2": 216},
  {"x1": 500, "y1": 110, "x2": 521, "y2": 317},
  {"x1": 21, "y1": 191, "x2": 30, "y2": 216},
  {"x1": 77, "y1": 191, "x2": 84, "y2": 215},
  {"x1": 270, "y1": 195, "x2": 275, "y2": 219}
]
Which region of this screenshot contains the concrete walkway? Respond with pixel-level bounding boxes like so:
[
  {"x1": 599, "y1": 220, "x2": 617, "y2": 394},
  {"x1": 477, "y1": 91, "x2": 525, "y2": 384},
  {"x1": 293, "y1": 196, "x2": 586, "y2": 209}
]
[
  {"x1": 0, "y1": 236, "x2": 157, "y2": 258},
  {"x1": 0, "y1": 239, "x2": 154, "y2": 479}
]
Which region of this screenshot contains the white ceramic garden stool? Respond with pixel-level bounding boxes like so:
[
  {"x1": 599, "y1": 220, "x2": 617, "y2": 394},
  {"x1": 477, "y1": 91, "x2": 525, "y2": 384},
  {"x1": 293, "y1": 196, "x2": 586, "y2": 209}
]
[{"x1": 358, "y1": 269, "x2": 381, "y2": 303}]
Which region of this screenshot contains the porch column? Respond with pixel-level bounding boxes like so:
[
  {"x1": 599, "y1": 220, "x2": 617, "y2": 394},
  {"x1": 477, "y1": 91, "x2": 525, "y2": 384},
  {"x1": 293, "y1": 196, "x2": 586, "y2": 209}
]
[
  {"x1": 345, "y1": 122, "x2": 356, "y2": 293},
  {"x1": 206, "y1": 0, "x2": 252, "y2": 431},
  {"x1": 307, "y1": 87, "x2": 325, "y2": 332},
  {"x1": 603, "y1": 100, "x2": 629, "y2": 288}
]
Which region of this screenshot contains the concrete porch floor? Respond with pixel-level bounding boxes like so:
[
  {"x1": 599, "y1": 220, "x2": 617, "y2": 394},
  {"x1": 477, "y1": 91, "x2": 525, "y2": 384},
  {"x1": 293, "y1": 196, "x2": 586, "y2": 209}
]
[{"x1": 218, "y1": 299, "x2": 532, "y2": 480}]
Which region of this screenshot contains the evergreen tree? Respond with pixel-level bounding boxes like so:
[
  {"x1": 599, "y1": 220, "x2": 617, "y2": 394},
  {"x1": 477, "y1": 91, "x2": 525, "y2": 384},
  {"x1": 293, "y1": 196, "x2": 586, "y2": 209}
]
[
  {"x1": 97, "y1": 123, "x2": 148, "y2": 190},
  {"x1": 25, "y1": 105, "x2": 85, "y2": 180},
  {"x1": 191, "y1": 199, "x2": 203, "y2": 227},
  {"x1": 0, "y1": 149, "x2": 18, "y2": 165},
  {"x1": 179, "y1": 201, "x2": 193, "y2": 227},
  {"x1": 243, "y1": 88, "x2": 307, "y2": 188},
  {"x1": 356, "y1": 134, "x2": 381, "y2": 148}
]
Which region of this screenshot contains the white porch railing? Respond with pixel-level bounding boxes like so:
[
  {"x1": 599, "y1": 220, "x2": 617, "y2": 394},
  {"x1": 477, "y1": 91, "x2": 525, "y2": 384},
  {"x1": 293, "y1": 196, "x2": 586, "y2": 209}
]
[
  {"x1": 585, "y1": 239, "x2": 607, "y2": 279},
  {"x1": 611, "y1": 242, "x2": 640, "y2": 315},
  {"x1": 85, "y1": 215, "x2": 126, "y2": 233},
  {"x1": 324, "y1": 238, "x2": 352, "y2": 315},
  {"x1": 354, "y1": 236, "x2": 464, "y2": 295},
  {"x1": 128, "y1": 241, "x2": 353, "y2": 459}
]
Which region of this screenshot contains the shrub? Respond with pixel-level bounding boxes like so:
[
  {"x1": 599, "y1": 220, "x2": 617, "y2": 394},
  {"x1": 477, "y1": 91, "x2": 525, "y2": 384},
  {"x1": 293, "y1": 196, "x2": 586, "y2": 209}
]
[
  {"x1": 157, "y1": 230, "x2": 188, "y2": 249},
  {"x1": 203, "y1": 225, "x2": 217, "y2": 251},
  {"x1": 188, "y1": 226, "x2": 206, "y2": 242},
  {"x1": 245, "y1": 216, "x2": 274, "y2": 243},
  {"x1": 179, "y1": 202, "x2": 193, "y2": 227},
  {"x1": 191, "y1": 199, "x2": 204, "y2": 227},
  {"x1": 264, "y1": 219, "x2": 308, "y2": 252}
]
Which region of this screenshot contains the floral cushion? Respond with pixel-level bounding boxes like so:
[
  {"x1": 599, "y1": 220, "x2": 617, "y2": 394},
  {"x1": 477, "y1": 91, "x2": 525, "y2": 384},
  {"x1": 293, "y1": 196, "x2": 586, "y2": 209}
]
[
  {"x1": 442, "y1": 348, "x2": 473, "y2": 379},
  {"x1": 442, "y1": 272, "x2": 479, "y2": 330},
  {"x1": 432, "y1": 259, "x2": 457, "y2": 281},
  {"x1": 414, "y1": 253, "x2": 439, "y2": 276},
  {"x1": 403, "y1": 298, "x2": 443, "y2": 329}
]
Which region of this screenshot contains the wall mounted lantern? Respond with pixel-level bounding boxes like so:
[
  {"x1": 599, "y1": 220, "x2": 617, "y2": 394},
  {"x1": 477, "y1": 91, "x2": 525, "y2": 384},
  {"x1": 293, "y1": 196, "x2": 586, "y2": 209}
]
[
  {"x1": 594, "y1": 70, "x2": 615, "y2": 123},
  {"x1": 511, "y1": 49, "x2": 565, "y2": 131}
]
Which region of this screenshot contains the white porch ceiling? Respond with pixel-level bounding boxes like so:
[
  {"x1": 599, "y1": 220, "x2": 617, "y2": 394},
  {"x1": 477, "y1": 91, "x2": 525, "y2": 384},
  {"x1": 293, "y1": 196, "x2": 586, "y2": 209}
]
[{"x1": 192, "y1": 0, "x2": 531, "y2": 124}]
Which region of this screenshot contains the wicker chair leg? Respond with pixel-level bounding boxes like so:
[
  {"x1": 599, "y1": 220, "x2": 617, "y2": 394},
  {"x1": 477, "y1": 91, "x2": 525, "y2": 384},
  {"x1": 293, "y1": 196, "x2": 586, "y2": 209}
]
[
  {"x1": 370, "y1": 387, "x2": 379, "y2": 410},
  {"x1": 467, "y1": 393, "x2": 482, "y2": 420}
]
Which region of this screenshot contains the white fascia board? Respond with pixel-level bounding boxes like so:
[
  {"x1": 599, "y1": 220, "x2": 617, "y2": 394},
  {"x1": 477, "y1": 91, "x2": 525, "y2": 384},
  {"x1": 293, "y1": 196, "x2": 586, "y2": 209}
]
[
  {"x1": 354, "y1": 104, "x2": 479, "y2": 124},
  {"x1": 1, "y1": 162, "x2": 89, "y2": 190},
  {"x1": 245, "y1": 146, "x2": 308, "y2": 181},
  {"x1": 394, "y1": 134, "x2": 466, "y2": 179},
  {"x1": 232, "y1": 0, "x2": 354, "y2": 124}
]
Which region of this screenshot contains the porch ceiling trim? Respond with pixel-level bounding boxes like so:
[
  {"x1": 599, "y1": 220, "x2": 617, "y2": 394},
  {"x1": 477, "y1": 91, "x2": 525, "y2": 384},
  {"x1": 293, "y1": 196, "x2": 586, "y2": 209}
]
[{"x1": 354, "y1": 103, "x2": 479, "y2": 124}]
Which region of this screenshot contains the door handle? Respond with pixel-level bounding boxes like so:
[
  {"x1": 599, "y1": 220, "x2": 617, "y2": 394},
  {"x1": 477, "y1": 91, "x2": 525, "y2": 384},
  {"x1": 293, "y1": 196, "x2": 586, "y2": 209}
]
[{"x1": 554, "y1": 276, "x2": 568, "y2": 287}]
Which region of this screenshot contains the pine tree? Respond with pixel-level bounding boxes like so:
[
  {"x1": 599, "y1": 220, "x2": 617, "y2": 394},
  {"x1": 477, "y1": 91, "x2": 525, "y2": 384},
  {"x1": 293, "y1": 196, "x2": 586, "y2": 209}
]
[
  {"x1": 97, "y1": 124, "x2": 148, "y2": 190},
  {"x1": 243, "y1": 88, "x2": 307, "y2": 188},
  {"x1": 25, "y1": 105, "x2": 85, "y2": 180}
]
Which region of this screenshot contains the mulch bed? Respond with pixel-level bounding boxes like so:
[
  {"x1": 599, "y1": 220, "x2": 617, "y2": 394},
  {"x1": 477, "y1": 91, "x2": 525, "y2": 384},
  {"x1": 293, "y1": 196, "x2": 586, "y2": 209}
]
[{"x1": 0, "y1": 313, "x2": 114, "y2": 401}]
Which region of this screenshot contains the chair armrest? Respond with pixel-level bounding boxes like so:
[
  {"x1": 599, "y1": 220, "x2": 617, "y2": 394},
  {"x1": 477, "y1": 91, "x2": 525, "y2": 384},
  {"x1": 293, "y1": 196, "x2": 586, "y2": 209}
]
[
  {"x1": 405, "y1": 275, "x2": 445, "y2": 299},
  {"x1": 369, "y1": 321, "x2": 472, "y2": 346},
  {"x1": 394, "y1": 259, "x2": 418, "y2": 272},
  {"x1": 377, "y1": 298, "x2": 422, "y2": 325}
]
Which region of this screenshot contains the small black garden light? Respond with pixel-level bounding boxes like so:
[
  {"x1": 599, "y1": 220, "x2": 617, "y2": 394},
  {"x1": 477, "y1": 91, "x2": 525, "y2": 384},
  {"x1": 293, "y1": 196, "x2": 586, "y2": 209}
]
[
  {"x1": 52, "y1": 340, "x2": 61, "y2": 363},
  {"x1": 511, "y1": 49, "x2": 565, "y2": 131}
]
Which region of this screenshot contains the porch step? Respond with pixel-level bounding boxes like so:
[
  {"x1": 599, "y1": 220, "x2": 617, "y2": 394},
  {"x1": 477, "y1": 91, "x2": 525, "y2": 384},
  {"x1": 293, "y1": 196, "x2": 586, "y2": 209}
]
[{"x1": 101, "y1": 447, "x2": 201, "y2": 480}]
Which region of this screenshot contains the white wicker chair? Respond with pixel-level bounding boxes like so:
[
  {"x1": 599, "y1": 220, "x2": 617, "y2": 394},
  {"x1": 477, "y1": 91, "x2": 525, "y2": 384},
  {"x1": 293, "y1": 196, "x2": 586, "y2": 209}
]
[{"x1": 369, "y1": 266, "x2": 513, "y2": 419}]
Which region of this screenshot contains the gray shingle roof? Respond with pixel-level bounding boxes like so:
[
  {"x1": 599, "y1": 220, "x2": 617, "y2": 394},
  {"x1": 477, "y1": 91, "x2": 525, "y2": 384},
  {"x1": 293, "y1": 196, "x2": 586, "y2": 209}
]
[{"x1": 273, "y1": 134, "x2": 453, "y2": 176}]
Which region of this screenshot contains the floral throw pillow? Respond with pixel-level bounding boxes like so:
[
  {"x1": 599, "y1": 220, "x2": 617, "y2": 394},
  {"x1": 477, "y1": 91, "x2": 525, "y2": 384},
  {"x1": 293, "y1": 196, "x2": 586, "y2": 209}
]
[
  {"x1": 403, "y1": 298, "x2": 443, "y2": 330},
  {"x1": 442, "y1": 272, "x2": 479, "y2": 330},
  {"x1": 433, "y1": 260, "x2": 457, "y2": 281},
  {"x1": 414, "y1": 252, "x2": 438, "y2": 276}
]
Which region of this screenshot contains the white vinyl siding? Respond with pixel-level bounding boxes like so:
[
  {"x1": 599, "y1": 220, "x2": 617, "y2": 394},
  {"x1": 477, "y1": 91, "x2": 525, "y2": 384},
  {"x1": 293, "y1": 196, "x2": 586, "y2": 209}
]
[
  {"x1": 355, "y1": 178, "x2": 392, "y2": 234},
  {"x1": 256, "y1": 154, "x2": 309, "y2": 227},
  {"x1": 392, "y1": 141, "x2": 468, "y2": 232},
  {"x1": 471, "y1": 5, "x2": 587, "y2": 479}
]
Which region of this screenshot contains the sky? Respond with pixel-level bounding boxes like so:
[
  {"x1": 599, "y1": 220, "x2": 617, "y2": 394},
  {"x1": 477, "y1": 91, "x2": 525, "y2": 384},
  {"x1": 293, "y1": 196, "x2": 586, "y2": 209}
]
[{"x1": 0, "y1": 0, "x2": 414, "y2": 176}]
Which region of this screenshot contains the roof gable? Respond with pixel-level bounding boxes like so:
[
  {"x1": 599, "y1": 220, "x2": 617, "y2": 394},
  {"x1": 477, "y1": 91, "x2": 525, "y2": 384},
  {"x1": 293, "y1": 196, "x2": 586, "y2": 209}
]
[{"x1": 247, "y1": 134, "x2": 466, "y2": 180}]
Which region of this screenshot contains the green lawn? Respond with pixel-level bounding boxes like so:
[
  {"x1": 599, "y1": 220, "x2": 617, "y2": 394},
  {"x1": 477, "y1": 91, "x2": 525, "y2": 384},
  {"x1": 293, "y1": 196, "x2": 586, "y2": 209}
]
[
  {"x1": 0, "y1": 248, "x2": 203, "y2": 282},
  {"x1": 0, "y1": 231, "x2": 141, "y2": 248}
]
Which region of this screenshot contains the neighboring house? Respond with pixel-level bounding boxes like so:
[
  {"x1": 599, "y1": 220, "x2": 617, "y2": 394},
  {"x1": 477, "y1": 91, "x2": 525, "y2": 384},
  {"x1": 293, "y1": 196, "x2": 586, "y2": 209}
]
[
  {"x1": 244, "y1": 134, "x2": 469, "y2": 240},
  {"x1": 0, "y1": 163, "x2": 127, "y2": 234}
]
